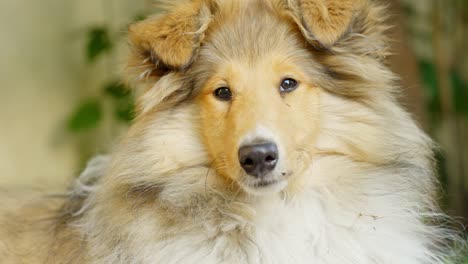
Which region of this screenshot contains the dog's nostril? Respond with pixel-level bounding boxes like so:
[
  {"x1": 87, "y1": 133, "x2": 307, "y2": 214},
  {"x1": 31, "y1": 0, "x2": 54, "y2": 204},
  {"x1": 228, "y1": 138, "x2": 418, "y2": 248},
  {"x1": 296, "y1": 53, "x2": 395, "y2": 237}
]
[
  {"x1": 265, "y1": 155, "x2": 276, "y2": 163},
  {"x1": 238, "y1": 142, "x2": 279, "y2": 178},
  {"x1": 243, "y1": 158, "x2": 254, "y2": 166}
]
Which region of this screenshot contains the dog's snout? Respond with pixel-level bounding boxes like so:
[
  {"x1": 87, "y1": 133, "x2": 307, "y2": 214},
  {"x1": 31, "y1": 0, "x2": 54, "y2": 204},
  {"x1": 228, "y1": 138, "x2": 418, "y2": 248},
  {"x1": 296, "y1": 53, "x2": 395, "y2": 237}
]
[{"x1": 238, "y1": 142, "x2": 278, "y2": 178}]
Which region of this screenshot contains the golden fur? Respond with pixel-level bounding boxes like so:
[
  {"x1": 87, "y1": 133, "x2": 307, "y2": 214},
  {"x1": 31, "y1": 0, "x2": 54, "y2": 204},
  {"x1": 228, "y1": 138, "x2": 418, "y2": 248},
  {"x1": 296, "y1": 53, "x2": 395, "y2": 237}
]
[{"x1": 1, "y1": 0, "x2": 464, "y2": 263}]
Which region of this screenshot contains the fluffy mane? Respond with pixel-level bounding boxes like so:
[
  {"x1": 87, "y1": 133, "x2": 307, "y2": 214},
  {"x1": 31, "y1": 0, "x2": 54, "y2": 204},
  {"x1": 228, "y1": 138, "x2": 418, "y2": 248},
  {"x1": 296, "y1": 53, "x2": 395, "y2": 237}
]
[{"x1": 1, "y1": 0, "x2": 465, "y2": 263}]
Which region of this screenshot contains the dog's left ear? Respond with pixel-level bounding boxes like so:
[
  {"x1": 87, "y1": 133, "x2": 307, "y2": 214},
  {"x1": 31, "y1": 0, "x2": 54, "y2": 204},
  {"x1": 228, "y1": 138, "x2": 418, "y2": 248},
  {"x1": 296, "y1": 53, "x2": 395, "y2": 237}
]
[
  {"x1": 287, "y1": 0, "x2": 365, "y2": 48},
  {"x1": 128, "y1": 1, "x2": 212, "y2": 79}
]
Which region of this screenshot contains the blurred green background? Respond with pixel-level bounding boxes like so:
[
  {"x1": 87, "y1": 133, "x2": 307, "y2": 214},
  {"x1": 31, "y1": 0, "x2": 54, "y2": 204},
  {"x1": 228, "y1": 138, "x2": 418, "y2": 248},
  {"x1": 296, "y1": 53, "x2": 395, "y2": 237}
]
[{"x1": 0, "y1": 0, "x2": 466, "y2": 259}]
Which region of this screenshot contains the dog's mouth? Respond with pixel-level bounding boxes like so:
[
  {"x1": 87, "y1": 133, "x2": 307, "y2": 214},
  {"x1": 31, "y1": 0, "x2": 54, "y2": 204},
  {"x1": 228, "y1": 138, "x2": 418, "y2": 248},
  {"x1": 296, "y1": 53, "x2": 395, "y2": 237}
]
[
  {"x1": 239, "y1": 173, "x2": 289, "y2": 195},
  {"x1": 253, "y1": 179, "x2": 279, "y2": 188}
]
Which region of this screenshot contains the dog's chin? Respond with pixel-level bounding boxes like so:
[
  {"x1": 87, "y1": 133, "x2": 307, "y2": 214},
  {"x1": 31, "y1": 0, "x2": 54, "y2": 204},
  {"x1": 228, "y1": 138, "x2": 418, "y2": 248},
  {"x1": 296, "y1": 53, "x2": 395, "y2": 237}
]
[{"x1": 239, "y1": 176, "x2": 288, "y2": 196}]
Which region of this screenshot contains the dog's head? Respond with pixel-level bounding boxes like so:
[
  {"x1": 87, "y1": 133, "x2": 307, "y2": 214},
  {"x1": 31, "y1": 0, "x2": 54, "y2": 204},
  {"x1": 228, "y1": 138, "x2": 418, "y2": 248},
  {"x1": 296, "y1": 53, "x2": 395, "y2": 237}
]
[{"x1": 126, "y1": 0, "x2": 391, "y2": 196}]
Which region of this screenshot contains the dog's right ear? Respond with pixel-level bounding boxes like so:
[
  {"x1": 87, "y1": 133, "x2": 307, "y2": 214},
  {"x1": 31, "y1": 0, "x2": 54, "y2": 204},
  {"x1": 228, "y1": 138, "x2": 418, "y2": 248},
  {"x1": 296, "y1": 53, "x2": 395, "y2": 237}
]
[
  {"x1": 287, "y1": 0, "x2": 365, "y2": 48},
  {"x1": 128, "y1": 1, "x2": 212, "y2": 80}
]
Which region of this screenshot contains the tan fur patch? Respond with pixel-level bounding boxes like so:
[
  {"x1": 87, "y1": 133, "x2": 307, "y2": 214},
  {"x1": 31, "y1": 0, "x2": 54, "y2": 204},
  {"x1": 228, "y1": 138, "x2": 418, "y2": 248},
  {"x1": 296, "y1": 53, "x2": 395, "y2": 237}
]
[
  {"x1": 128, "y1": 1, "x2": 212, "y2": 76},
  {"x1": 288, "y1": 0, "x2": 365, "y2": 48}
]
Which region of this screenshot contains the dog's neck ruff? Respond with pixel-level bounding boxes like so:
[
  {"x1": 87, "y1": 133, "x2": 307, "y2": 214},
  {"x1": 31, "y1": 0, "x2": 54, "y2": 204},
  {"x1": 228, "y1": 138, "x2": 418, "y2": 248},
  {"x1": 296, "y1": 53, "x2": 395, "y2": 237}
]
[{"x1": 74, "y1": 152, "x2": 449, "y2": 264}]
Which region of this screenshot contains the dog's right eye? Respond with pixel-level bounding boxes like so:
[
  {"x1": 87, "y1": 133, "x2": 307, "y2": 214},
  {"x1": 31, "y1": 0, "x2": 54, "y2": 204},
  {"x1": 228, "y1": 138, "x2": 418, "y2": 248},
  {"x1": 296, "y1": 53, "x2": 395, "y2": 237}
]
[
  {"x1": 279, "y1": 78, "x2": 298, "y2": 94},
  {"x1": 214, "y1": 87, "x2": 232, "y2": 101}
]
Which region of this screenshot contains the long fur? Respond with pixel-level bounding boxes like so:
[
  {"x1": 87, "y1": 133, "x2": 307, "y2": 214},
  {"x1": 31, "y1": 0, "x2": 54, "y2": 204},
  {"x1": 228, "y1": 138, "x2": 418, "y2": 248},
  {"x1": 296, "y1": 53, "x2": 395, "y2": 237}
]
[{"x1": 1, "y1": 0, "x2": 465, "y2": 263}]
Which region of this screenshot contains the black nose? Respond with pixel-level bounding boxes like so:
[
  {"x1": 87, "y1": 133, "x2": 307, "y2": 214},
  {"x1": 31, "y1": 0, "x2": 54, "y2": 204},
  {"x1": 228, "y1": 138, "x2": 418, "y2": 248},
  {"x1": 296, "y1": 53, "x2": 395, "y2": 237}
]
[{"x1": 238, "y1": 142, "x2": 279, "y2": 178}]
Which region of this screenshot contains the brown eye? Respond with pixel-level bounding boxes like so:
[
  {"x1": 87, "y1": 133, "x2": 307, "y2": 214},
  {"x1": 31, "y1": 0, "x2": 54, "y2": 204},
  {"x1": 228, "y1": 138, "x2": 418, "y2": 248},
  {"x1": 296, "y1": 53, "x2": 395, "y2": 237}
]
[
  {"x1": 279, "y1": 78, "x2": 298, "y2": 93},
  {"x1": 214, "y1": 87, "x2": 232, "y2": 101}
]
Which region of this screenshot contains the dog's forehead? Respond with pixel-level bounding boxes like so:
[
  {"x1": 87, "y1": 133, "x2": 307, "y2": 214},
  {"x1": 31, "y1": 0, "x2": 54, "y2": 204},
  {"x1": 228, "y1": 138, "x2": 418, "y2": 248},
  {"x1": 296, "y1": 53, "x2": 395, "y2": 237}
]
[
  {"x1": 202, "y1": 0, "x2": 301, "y2": 63},
  {"x1": 187, "y1": 0, "x2": 324, "y2": 92},
  {"x1": 211, "y1": 0, "x2": 284, "y2": 15}
]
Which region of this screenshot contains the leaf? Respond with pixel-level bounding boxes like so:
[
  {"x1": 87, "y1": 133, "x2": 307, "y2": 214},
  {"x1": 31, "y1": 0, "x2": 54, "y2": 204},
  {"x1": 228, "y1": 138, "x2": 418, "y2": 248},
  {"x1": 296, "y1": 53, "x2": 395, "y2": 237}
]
[
  {"x1": 68, "y1": 100, "x2": 102, "y2": 132},
  {"x1": 451, "y1": 71, "x2": 468, "y2": 116},
  {"x1": 104, "y1": 81, "x2": 130, "y2": 99},
  {"x1": 86, "y1": 27, "x2": 113, "y2": 63},
  {"x1": 115, "y1": 97, "x2": 135, "y2": 122},
  {"x1": 133, "y1": 14, "x2": 148, "y2": 22},
  {"x1": 418, "y1": 60, "x2": 440, "y2": 115},
  {"x1": 402, "y1": 4, "x2": 415, "y2": 16}
]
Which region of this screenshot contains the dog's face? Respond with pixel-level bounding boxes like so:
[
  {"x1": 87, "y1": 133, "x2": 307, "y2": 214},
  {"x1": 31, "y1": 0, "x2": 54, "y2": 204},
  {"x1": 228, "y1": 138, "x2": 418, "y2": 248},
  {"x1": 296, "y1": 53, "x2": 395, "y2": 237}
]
[
  {"x1": 193, "y1": 9, "x2": 323, "y2": 194},
  {"x1": 196, "y1": 52, "x2": 321, "y2": 194},
  {"x1": 127, "y1": 0, "x2": 386, "y2": 195}
]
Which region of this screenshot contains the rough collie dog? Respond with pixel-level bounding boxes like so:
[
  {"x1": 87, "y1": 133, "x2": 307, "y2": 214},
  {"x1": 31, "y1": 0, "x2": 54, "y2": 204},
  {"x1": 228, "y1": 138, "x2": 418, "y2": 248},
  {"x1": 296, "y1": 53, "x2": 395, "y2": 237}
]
[{"x1": 1, "y1": 0, "x2": 462, "y2": 263}]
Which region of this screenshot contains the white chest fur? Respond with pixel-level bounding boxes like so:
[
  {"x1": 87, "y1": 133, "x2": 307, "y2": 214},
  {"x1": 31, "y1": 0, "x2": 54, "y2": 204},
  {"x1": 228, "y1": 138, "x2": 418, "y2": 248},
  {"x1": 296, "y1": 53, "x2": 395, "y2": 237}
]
[
  {"x1": 114, "y1": 187, "x2": 434, "y2": 264},
  {"x1": 81, "y1": 151, "x2": 444, "y2": 264},
  {"x1": 122, "y1": 194, "x2": 318, "y2": 264}
]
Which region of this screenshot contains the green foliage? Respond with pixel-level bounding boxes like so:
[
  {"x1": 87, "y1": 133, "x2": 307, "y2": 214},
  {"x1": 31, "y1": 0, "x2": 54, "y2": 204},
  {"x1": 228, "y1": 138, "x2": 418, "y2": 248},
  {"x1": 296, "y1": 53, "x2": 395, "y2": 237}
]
[
  {"x1": 103, "y1": 81, "x2": 135, "y2": 122},
  {"x1": 133, "y1": 14, "x2": 147, "y2": 22},
  {"x1": 435, "y1": 149, "x2": 449, "y2": 197},
  {"x1": 418, "y1": 60, "x2": 468, "y2": 119},
  {"x1": 86, "y1": 27, "x2": 113, "y2": 63},
  {"x1": 115, "y1": 97, "x2": 135, "y2": 122},
  {"x1": 68, "y1": 100, "x2": 102, "y2": 132},
  {"x1": 452, "y1": 71, "x2": 468, "y2": 116},
  {"x1": 419, "y1": 60, "x2": 441, "y2": 115},
  {"x1": 104, "y1": 81, "x2": 130, "y2": 99},
  {"x1": 68, "y1": 18, "x2": 138, "y2": 136},
  {"x1": 452, "y1": 246, "x2": 468, "y2": 264},
  {"x1": 67, "y1": 80, "x2": 135, "y2": 134}
]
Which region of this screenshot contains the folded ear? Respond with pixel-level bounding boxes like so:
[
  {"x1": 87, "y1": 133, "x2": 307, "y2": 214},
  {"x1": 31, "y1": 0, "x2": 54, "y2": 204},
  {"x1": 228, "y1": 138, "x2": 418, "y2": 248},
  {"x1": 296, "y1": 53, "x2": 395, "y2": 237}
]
[
  {"x1": 288, "y1": 0, "x2": 365, "y2": 48},
  {"x1": 128, "y1": 1, "x2": 211, "y2": 79}
]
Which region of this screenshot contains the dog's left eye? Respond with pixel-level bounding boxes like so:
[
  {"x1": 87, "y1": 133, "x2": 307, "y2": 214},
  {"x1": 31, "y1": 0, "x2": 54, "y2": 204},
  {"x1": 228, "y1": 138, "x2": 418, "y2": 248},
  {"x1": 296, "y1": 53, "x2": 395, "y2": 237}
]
[
  {"x1": 279, "y1": 78, "x2": 298, "y2": 93},
  {"x1": 214, "y1": 87, "x2": 233, "y2": 101}
]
